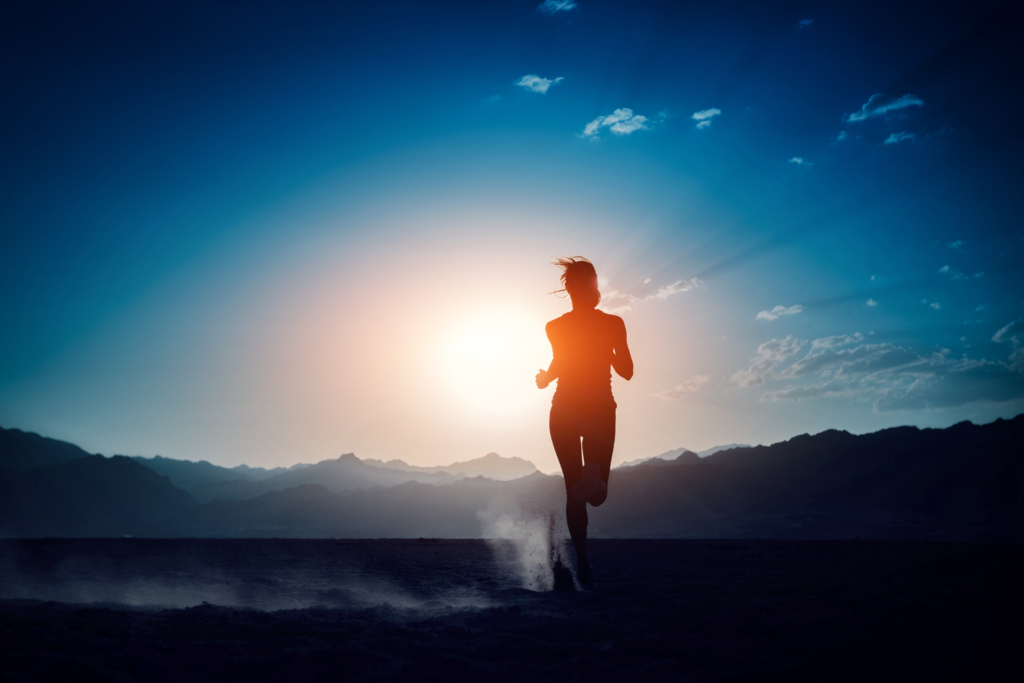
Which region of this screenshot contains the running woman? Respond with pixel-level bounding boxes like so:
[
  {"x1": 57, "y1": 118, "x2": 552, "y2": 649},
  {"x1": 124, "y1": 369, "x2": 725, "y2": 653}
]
[{"x1": 535, "y1": 257, "x2": 633, "y2": 587}]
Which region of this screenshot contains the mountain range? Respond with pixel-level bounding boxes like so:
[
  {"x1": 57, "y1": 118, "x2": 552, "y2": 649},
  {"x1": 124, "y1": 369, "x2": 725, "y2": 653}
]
[
  {"x1": 1, "y1": 417, "x2": 1020, "y2": 540},
  {"x1": 616, "y1": 443, "x2": 752, "y2": 468}
]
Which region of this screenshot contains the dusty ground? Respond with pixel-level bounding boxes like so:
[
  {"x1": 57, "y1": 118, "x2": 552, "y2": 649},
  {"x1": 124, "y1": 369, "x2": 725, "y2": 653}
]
[{"x1": 0, "y1": 539, "x2": 1021, "y2": 681}]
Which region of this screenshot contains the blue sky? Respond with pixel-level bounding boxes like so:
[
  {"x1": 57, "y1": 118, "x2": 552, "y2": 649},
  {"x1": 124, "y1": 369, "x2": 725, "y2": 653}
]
[{"x1": 2, "y1": 0, "x2": 1022, "y2": 470}]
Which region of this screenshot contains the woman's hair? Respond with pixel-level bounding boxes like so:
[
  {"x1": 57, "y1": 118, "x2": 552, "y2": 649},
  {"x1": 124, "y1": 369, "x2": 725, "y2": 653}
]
[{"x1": 551, "y1": 256, "x2": 600, "y2": 303}]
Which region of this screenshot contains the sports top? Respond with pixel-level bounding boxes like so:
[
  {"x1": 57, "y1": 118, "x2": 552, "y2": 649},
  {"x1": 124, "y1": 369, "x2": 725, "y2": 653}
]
[{"x1": 546, "y1": 308, "x2": 620, "y2": 409}]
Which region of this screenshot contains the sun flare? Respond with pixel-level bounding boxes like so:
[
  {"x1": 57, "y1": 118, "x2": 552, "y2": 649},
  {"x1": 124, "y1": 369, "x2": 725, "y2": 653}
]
[{"x1": 438, "y1": 307, "x2": 550, "y2": 416}]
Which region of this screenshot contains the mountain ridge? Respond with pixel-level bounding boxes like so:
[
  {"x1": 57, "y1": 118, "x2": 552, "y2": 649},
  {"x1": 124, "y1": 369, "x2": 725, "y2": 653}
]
[{"x1": 1, "y1": 416, "x2": 1019, "y2": 540}]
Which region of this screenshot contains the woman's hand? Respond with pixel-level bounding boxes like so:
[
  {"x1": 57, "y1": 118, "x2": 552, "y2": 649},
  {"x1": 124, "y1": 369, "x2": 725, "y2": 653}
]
[{"x1": 535, "y1": 368, "x2": 552, "y2": 389}]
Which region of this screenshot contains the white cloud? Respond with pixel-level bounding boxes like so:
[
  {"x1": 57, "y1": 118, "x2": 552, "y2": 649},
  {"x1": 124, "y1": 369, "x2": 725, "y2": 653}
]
[
  {"x1": 976, "y1": 304, "x2": 987, "y2": 311},
  {"x1": 947, "y1": 240, "x2": 964, "y2": 250},
  {"x1": 692, "y1": 108, "x2": 721, "y2": 129},
  {"x1": 598, "y1": 277, "x2": 701, "y2": 313},
  {"x1": 884, "y1": 131, "x2": 916, "y2": 145},
  {"x1": 756, "y1": 304, "x2": 805, "y2": 321},
  {"x1": 994, "y1": 320, "x2": 1024, "y2": 372},
  {"x1": 834, "y1": 131, "x2": 848, "y2": 143},
  {"x1": 798, "y1": 19, "x2": 814, "y2": 28},
  {"x1": 653, "y1": 375, "x2": 710, "y2": 399},
  {"x1": 582, "y1": 108, "x2": 650, "y2": 138},
  {"x1": 537, "y1": 0, "x2": 577, "y2": 15},
  {"x1": 483, "y1": 94, "x2": 501, "y2": 105},
  {"x1": 516, "y1": 74, "x2": 564, "y2": 94},
  {"x1": 731, "y1": 336, "x2": 805, "y2": 387},
  {"x1": 788, "y1": 157, "x2": 812, "y2": 167},
  {"x1": 844, "y1": 93, "x2": 924, "y2": 122},
  {"x1": 867, "y1": 298, "x2": 878, "y2": 306},
  {"x1": 939, "y1": 265, "x2": 984, "y2": 280},
  {"x1": 930, "y1": 302, "x2": 941, "y2": 310},
  {"x1": 736, "y1": 332, "x2": 1024, "y2": 411},
  {"x1": 993, "y1": 320, "x2": 1021, "y2": 344},
  {"x1": 654, "y1": 280, "x2": 698, "y2": 300},
  {"x1": 643, "y1": 278, "x2": 651, "y2": 284}
]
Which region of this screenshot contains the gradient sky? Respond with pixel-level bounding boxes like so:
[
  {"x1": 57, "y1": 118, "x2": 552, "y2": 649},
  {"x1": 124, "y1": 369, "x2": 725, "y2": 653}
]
[{"x1": 2, "y1": 0, "x2": 1022, "y2": 472}]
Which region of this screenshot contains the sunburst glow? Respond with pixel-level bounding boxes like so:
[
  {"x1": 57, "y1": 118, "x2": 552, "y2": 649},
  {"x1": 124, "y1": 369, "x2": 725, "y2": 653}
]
[{"x1": 438, "y1": 307, "x2": 550, "y2": 416}]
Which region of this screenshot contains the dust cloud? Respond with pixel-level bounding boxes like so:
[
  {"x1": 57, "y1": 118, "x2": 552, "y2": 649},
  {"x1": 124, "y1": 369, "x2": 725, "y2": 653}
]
[{"x1": 478, "y1": 498, "x2": 576, "y2": 591}]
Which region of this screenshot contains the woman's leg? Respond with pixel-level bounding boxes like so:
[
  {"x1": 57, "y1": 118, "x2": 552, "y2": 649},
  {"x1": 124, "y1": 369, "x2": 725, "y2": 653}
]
[
  {"x1": 549, "y1": 406, "x2": 588, "y2": 563},
  {"x1": 580, "y1": 405, "x2": 616, "y2": 507}
]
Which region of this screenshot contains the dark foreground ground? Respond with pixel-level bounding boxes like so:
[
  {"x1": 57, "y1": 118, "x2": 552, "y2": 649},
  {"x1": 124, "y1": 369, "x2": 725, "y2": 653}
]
[{"x1": 0, "y1": 539, "x2": 1021, "y2": 682}]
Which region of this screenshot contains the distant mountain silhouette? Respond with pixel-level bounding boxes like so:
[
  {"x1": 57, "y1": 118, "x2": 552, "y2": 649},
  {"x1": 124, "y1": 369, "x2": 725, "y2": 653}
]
[
  {"x1": 617, "y1": 443, "x2": 751, "y2": 468},
  {"x1": 129, "y1": 455, "x2": 251, "y2": 491},
  {"x1": 361, "y1": 452, "x2": 538, "y2": 480},
  {"x1": 0, "y1": 417, "x2": 1019, "y2": 540},
  {"x1": 185, "y1": 453, "x2": 464, "y2": 503},
  {"x1": 590, "y1": 416, "x2": 1023, "y2": 541},
  {"x1": 0, "y1": 456, "x2": 195, "y2": 537},
  {"x1": 229, "y1": 463, "x2": 300, "y2": 480},
  {"x1": 129, "y1": 455, "x2": 299, "y2": 492},
  {"x1": 181, "y1": 452, "x2": 537, "y2": 502},
  {"x1": 697, "y1": 443, "x2": 751, "y2": 457},
  {"x1": 0, "y1": 426, "x2": 94, "y2": 471},
  {"x1": 618, "y1": 450, "x2": 701, "y2": 469}
]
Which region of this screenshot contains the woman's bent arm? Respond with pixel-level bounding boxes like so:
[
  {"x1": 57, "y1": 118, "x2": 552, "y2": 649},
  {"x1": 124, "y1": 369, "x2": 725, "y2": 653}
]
[{"x1": 611, "y1": 317, "x2": 634, "y2": 380}]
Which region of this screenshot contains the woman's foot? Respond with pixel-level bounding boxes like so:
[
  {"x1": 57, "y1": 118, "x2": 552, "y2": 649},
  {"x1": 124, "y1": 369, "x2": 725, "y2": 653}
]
[{"x1": 571, "y1": 463, "x2": 607, "y2": 504}]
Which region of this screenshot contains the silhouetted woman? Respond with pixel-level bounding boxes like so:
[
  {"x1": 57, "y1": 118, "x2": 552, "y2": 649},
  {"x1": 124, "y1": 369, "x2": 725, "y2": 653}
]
[{"x1": 536, "y1": 257, "x2": 633, "y2": 586}]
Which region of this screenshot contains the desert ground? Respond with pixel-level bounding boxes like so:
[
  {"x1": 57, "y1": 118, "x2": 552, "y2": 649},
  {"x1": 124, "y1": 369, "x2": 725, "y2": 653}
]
[{"x1": 1, "y1": 538, "x2": 1020, "y2": 681}]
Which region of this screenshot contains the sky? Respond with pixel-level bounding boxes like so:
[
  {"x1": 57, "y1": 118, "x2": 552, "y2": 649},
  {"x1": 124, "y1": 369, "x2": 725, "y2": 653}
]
[{"x1": 2, "y1": 0, "x2": 1022, "y2": 472}]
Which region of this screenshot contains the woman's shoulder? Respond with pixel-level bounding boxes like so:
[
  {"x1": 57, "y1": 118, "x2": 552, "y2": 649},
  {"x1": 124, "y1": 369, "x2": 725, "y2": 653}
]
[
  {"x1": 545, "y1": 314, "x2": 570, "y2": 333},
  {"x1": 594, "y1": 309, "x2": 626, "y2": 328}
]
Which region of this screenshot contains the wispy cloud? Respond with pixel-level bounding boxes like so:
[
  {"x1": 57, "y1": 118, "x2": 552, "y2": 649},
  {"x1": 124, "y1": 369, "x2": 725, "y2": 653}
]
[
  {"x1": 833, "y1": 131, "x2": 848, "y2": 143},
  {"x1": 788, "y1": 157, "x2": 812, "y2": 167},
  {"x1": 537, "y1": 0, "x2": 577, "y2": 15},
  {"x1": 921, "y1": 298, "x2": 941, "y2": 310},
  {"x1": 993, "y1": 320, "x2": 1024, "y2": 372},
  {"x1": 756, "y1": 304, "x2": 805, "y2": 321},
  {"x1": 884, "y1": 131, "x2": 916, "y2": 145},
  {"x1": 653, "y1": 375, "x2": 710, "y2": 399},
  {"x1": 735, "y1": 333, "x2": 1024, "y2": 410},
  {"x1": 516, "y1": 74, "x2": 564, "y2": 94},
  {"x1": 798, "y1": 19, "x2": 814, "y2": 28},
  {"x1": 582, "y1": 108, "x2": 650, "y2": 138},
  {"x1": 992, "y1": 320, "x2": 1020, "y2": 344},
  {"x1": 867, "y1": 298, "x2": 878, "y2": 306},
  {"x1": 599, "y1": 278, "x2": 701, "y2": 313},
  {"x1": 692, "y1": 108, "x2": 721, "y2": 129},
  {"x1": 947, "y1": 240, "x2": 964, "y2": 250},
  {"x1": 844, "y1": 93, "x2": 924, "y2": 123},
  {"x1": 731, "y1": 335, "x2": 805, "y2": 387},
  {"x1": 939, "y1": 265, "x2": 984, "y2": 280}
]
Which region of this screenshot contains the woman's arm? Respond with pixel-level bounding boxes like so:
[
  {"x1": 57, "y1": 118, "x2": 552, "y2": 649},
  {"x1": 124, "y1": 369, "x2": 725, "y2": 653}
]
[
  {"x1": 611, "y1": 316, "x2": 634, "y2": 380},
  {"x1": 536, "y1": 321, "x2": 560, "y2": 389}
]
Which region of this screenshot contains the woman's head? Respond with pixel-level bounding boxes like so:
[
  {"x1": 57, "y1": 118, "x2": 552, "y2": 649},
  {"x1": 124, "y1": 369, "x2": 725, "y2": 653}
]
[{"x1": 552, "y1": 256, "x2": 601, "y2": 308}]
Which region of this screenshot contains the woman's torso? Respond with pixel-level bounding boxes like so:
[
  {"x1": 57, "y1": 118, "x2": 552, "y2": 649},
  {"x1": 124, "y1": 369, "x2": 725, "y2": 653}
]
[{"x1": 548, "y1": 309, "x2": 617, "y2": 408}]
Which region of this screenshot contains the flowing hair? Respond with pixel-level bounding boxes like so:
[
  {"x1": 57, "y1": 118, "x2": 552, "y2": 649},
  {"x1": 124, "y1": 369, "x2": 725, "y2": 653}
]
[{"x1": 551, "y1": 256, "x2": 600, "y2": 304}]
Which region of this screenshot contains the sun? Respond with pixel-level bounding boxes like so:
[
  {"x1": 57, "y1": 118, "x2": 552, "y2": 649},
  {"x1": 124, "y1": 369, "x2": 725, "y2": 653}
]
[{"x1": 437, "y1": 307, "x2": 549, "y2": 416}]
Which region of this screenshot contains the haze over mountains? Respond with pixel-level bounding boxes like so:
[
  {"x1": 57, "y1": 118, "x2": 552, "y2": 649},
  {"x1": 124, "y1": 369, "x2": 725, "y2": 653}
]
[{"x1": 1, "y1": 417, "x2": 1020, "y2": 541}]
